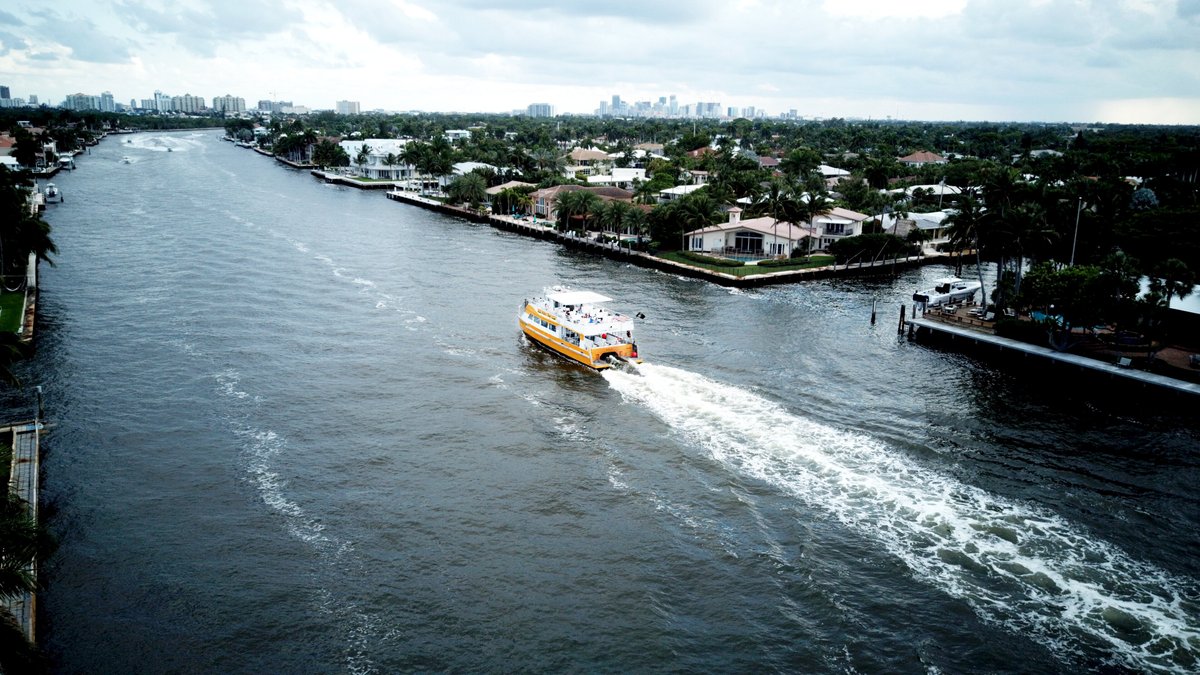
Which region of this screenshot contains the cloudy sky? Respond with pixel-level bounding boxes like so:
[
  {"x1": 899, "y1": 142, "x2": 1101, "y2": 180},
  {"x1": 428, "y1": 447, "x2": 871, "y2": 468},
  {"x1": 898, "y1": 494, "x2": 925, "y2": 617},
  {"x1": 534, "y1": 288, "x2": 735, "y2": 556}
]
[{"x1": 1, "y1": 0, "x2": 1198, "y2": 123}]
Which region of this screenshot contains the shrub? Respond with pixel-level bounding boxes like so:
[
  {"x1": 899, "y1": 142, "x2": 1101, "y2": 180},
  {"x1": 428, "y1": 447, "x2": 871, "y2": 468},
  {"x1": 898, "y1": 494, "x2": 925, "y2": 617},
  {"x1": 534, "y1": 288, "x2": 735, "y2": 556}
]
[{"x1": 680, "y1": 251, "x2": 744, "y2": 267}]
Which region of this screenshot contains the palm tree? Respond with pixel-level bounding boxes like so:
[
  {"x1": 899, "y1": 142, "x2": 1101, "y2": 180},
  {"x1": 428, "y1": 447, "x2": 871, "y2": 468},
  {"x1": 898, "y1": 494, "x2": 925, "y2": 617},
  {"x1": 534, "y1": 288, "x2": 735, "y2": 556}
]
[
  {"x1": 400, "y1": 143, "x2": 424, "y2": 190},
  {"x1": 529, "y1": 148, "x2": 565, "y2": 181},
  {"x1": 754, "y1": 179, "x2": 798, "y2": 257},
  {"x1": 0, "y1": 490, "x2": 51, "y2": 673},
  {"x1": 447, "y1": 173, "x2": 488, "y2": 209},
  {"x1": 631, "y1": 178, "x2": 659, "y2": 205},
  {"x1": 354, "y1": 143, "x2": 372, "y2": 176},
  {"x1": 798, "y1": 191, "x2": 834, "y2": 254},
  {"x1": 622, "y1": 207, "x2": 650, "y2": 249},
  {"x1": 676, "y1": 192, "x2": 721, "y2": 252},
  {"x1": 383, "y1": 153, "x2": 399, "y2": 180},
  {"x1": 944, "y1": 193, "x2": 989, "y2": 309},
  {"x1": 554, "y1": 190, "x2": 585, "y2": 232},
  {"x1": 598, "y1": 201, "x2": 633, "y2": 237}
]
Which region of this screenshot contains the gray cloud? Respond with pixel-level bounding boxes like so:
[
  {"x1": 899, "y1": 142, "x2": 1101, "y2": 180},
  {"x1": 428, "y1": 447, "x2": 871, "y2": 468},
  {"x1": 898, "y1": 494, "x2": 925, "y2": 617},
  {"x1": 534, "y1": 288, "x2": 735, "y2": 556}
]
[
  {"x1": 0, "y1": 10, "x2": 25, "y2": 26},
  {"x1": 26, "y1": 8, "x2": 137, "y2": 63},
  {"x1": 112, "y1": 0, "x2": 306, "y2": 57}
]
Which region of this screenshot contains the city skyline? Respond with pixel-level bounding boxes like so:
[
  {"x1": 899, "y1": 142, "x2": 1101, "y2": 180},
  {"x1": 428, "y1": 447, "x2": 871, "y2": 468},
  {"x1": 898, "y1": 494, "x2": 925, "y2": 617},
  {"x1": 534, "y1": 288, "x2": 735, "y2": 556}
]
[{"x1": 1, "y1": 1, "x2": 1198, "y2": 124}]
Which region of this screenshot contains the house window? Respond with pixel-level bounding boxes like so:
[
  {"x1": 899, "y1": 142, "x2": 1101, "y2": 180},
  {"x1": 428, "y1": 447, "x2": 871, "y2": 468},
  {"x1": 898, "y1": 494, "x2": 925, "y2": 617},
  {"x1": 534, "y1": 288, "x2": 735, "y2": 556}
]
[
  {"x1": 734, "y1": 231, "x2": 764, "y2": 253},
  {"x1": 691, "y1": 236, "x2": 704, "y2": 250},
  {"x1": 824, "y1": 223, "x2": 845, "y2": 235}
]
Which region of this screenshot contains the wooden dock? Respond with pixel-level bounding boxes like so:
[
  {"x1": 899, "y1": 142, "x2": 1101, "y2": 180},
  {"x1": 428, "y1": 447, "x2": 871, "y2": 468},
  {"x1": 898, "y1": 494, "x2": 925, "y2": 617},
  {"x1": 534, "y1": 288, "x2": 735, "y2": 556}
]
[
  {"x1": 908, "y1": 316, "x2": 1200, "y2": 398},
  {"x1": 2, "y1": 420, "x2": 43, "y2": 642}
]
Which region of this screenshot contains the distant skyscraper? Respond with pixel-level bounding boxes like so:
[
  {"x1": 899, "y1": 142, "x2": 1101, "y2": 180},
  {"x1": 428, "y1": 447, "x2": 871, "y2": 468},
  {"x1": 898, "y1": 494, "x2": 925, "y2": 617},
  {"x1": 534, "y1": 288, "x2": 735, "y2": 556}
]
[
  {"x1": 100, "y1": 91, "x2": 116, "y2": 112},
  {"x1": 28, "y1": 95, "x2": 37, "y2": 105},
  {"x1": 526, "y1": 102, "x2": 554, "y2": 118},
  {"x1": 213, "y1": 94, "x2": 247, "y2": 114},
  {"x1": 0, "y1": 85, "x2": 10, "y2": 99},
  {"x1": 63, "y1": 93, "x2": 100, "y2": 111},
  {"x1": 335, "y1": 100, "x2": 361, "y2": 115}
]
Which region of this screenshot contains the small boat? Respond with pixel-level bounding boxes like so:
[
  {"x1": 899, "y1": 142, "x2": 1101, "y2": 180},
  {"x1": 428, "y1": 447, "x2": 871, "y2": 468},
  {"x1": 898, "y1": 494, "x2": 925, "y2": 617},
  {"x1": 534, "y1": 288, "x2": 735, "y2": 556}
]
[
  {"x1": 519, "y1": 287, "x2": 642, "y2": 369},
  {"x1": 44, "y1": 183, "x2": 60, "y2": 202},
  {"x1": 122, "y1": 156, "x2": 133, "y2": 164},
  {"x1": 167, "y1": 147, "x2": 173, "y2": 152},
  {"x1": 913, "y1": 276, "x2": 982, "y2": 306}
]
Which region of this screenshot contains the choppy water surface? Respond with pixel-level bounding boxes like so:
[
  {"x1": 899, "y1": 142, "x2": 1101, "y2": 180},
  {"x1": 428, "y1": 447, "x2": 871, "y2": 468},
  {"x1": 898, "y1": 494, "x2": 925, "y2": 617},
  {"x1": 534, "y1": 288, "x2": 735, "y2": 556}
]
[{"x1": 15, "y1": 131, "x2": 1199, "y2": 673}]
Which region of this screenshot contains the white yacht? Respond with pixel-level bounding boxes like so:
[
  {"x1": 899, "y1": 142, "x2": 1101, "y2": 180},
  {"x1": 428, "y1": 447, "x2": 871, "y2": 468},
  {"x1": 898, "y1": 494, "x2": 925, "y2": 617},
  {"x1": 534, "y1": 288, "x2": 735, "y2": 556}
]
[{"x1": 913, "y1": 277, "x2": 982, "y2": 306}]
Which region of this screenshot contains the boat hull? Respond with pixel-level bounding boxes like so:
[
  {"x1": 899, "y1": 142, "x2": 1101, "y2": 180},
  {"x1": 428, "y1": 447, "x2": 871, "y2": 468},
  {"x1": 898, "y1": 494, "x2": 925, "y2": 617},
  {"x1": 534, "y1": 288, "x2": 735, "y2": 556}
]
[{"x1": 519, "y1": 302, "x2": 639, "y2": 370}]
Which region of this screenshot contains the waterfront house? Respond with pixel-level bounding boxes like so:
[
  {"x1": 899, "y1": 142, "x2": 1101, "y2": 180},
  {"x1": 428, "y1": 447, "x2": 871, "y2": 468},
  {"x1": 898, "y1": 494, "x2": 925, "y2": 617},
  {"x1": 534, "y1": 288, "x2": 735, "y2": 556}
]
[
  {"x1": 809, "y1": 207, "x2": 873, "y2": 251},
  {"x1": 685, "y1": 207, "x2": 815, "y2": 258},
  {"x1": 885, "y1": 210, "x2": 954, "y2": 251},
  {"x1": 338, "y1": 138, "x2": 414, "y2": 180},
  {"x1": 531, "y1": 185, "x2": 633, "y2": 221}
]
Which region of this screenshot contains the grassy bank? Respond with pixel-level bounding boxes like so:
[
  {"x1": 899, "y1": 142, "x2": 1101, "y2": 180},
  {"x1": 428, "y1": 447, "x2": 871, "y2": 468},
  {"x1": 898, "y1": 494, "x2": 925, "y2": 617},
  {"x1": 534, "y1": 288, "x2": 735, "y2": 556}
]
[{"x1": 0, "y1": 292, "x2": 24, "y2": 333}]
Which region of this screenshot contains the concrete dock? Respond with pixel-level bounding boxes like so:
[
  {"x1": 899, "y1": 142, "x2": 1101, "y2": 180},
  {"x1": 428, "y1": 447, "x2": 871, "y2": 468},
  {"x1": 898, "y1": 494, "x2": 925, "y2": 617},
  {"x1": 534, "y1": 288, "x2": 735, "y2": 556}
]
[
  {"x1": 2, "y1": 421, "x2": 43, "y2": 642},
  {"x1": 908, "y1": 316, "x2": 1200, "y2": 398}
]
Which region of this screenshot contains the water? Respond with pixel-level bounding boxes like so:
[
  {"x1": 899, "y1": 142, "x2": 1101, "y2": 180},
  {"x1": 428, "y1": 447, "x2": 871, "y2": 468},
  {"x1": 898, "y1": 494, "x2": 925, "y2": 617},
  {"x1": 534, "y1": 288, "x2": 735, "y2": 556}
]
[{"x1": 11, "y1": 131, "x2": 1199, "y2": 673}]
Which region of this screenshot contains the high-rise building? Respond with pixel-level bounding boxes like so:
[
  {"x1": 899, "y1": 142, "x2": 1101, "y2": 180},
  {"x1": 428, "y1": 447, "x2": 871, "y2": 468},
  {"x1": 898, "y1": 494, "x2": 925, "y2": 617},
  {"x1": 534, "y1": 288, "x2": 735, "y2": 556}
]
[
  {"x1": 213, "y1": 94, "x2": 247, "y2": 113},
  {"x1": 154, "y1": 90, "x2": 171, "y2": 112},
  {"x1": 526, "y1": 102, "x2": 554, "y2": 117},
  {"x1": 335, "y1": 100, "x2": 361, "y2": 115},
  {"x1": 0, "y1": 86, "x2": 10, "y2": 99},
  {"x1": 100, "y1": 91, "x2": 116, "y2": 112},
  {"x1": 27, "y1": 95, "x2": 37, "y2": 105},
  {"x1": 170, "y1": 93, "x2": 205, "y2": 113},
  {"x1": 63, "y1": 93, "x2": 100, "y2": 111}
]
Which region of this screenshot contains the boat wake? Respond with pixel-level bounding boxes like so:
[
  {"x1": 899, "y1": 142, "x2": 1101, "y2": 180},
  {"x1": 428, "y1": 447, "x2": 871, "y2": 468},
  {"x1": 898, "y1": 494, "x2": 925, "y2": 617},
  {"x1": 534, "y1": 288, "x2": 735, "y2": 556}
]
[{"x1": 602, "y1": 363, "x2": 1200, "y2": 673}]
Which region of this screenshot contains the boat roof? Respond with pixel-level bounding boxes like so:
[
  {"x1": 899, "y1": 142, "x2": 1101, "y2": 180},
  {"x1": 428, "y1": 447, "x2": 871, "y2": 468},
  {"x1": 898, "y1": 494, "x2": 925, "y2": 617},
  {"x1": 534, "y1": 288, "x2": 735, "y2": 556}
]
[{"x1": 548, "y1": 290, "x2": 612, "y2": 305}]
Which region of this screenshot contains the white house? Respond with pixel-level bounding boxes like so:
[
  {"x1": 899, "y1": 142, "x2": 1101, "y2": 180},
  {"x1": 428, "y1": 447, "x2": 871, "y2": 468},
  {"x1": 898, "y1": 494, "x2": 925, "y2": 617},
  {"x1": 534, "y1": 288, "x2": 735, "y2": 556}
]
[
  {"x1": 809, "y1": 207, "x2": 873, "y2": 250},
  {"x1": 685, "y1": 208, "x2": 816, "y2": 258},
  {"x1": 886, "y1": 210, "x2": 954, "y2": 251},
  {"x1": 587, "y1": 167, "x2": 646, "y2": 188},
  {"x1": 338, "y1": 138, "x2": 413, "y2": 179}
]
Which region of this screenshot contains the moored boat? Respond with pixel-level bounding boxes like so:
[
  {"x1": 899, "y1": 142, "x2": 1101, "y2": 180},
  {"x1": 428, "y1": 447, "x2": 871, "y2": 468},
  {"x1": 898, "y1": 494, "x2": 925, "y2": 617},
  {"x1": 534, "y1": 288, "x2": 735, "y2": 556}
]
[
  {"x1": 519, "y1": 287, "x2": 642, "y2": 369},
  {"x1": 913, "y1": 276, "x2": 982, "y2": 306},
  {"x1": 44, "y1": 183, "x2": 60, "y2": 201}
]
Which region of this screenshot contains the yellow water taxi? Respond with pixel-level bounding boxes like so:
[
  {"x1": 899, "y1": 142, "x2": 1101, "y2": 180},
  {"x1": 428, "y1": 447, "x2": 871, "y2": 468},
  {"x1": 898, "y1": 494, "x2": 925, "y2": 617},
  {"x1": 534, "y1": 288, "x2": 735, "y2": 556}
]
[{"x1": 519, "y1": 288, "x2": 642, "y2": 369}]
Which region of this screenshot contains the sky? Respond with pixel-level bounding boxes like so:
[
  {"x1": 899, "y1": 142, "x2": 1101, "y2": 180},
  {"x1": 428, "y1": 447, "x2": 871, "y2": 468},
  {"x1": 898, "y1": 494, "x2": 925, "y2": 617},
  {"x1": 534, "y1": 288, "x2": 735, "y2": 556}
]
[{"x1": 0, "y1": 0, "x2": 1198, "y2": 124}]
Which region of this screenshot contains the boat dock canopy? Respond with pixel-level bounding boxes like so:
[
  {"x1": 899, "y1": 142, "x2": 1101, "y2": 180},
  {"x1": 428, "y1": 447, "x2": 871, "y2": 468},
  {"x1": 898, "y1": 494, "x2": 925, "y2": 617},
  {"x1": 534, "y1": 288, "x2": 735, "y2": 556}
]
[{"x1": 548, "y1": 290, "x2": 612, "y2": 305}]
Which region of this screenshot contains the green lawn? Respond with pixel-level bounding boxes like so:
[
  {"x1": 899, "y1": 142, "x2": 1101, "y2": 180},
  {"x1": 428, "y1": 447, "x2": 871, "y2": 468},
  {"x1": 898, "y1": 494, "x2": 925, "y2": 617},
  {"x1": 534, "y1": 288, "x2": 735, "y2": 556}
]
[
  {"x1": 656, "y1": 252, "x2": 836, "y2": 277},
  {"x1": 0, "y1": 292, "x2": 25, "y2": 333}
]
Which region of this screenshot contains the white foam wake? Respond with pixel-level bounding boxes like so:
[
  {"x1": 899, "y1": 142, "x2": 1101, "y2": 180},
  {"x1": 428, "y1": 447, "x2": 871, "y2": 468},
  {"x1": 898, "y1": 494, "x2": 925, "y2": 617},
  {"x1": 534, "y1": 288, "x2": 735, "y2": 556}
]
[{"x1": 603, "y1": 363, "x2": 1199, "y2": 673}]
